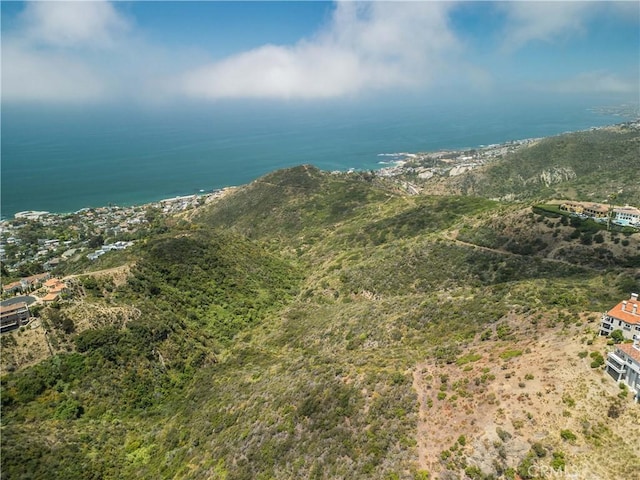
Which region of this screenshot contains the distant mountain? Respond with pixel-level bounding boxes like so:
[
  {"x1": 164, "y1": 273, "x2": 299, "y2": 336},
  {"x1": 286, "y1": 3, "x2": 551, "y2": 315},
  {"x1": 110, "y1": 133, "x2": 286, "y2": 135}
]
[{"x1": 423, "y1": 124, "x2": 640, "y2": 204}]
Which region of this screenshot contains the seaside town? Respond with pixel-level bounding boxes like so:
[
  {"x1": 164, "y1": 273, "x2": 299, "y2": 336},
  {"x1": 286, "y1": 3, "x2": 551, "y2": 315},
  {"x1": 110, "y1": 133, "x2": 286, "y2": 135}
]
[
  {"x1": 0, "y1": 190, "x2": 235, "y2": 335},
  {"x1": 0, "y1": 190, "x2": 231, "y2": 281},
  {"x1": 374, "y1": 135, "x2": 541, "y2": 180},
  {"x1": 2, "y1": 120, "x2": 639, "y2": 285},
  {"x1": 376, "y1": 120, "x2": 640, "y2": 182}
]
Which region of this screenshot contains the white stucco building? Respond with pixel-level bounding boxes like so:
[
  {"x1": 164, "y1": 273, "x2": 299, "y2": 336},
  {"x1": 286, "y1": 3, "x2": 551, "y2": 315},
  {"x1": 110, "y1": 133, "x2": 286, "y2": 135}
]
[
  {"x1": 613, "y1": 206, "x2": 640, "y2": 226},
  {"x1": 600, "y1": 293, "x2": 640, "y2": 341}
]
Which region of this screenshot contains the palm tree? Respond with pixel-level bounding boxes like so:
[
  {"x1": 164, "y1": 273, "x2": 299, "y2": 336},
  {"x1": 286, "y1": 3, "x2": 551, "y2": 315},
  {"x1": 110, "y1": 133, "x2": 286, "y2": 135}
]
[{"x1": 607, "y1": 193, "x2": 617, "y2": 231}]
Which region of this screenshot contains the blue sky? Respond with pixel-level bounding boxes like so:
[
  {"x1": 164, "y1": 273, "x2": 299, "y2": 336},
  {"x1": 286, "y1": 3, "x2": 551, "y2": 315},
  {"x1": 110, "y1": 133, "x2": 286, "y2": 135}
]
[{"x1": 1, "y1": 1, "x2": 638, "y2": 106}]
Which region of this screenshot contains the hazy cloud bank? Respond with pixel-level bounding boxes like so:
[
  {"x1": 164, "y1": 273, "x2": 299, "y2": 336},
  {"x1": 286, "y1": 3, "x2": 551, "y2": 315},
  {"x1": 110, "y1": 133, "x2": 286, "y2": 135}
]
[
  {"x1": 1, "y1": 1, "x2": 636, "y2": 104},
  {"x1": 182, "y1": 2, "x2": 459, "y2": 99}
]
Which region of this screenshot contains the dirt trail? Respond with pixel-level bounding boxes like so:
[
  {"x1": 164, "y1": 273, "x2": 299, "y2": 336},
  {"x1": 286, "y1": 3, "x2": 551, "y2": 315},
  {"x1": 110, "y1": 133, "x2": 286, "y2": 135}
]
[
  {"x1": 443, "y1": 229, "x2": 596, "y2": 270},
  {"x1": 64, "y1": 264, "x2": 132, "y2": 286}
]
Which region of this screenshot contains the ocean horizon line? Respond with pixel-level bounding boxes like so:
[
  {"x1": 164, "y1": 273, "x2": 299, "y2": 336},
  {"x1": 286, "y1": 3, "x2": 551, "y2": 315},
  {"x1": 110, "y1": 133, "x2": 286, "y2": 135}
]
[{"x1": 3, "y1": 119, "x2": 634, "y2": 220}]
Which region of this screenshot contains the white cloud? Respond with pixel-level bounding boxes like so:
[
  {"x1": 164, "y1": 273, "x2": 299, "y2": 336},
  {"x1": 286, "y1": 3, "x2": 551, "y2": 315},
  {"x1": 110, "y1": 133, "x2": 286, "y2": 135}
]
[
  {"x1": 20, "y1": 0, "x2": 129, "y2": 48},
  {"x1": 182, "y1": 2, "x2": 460, "y2": 100},
  {"x1": 2, "y1": 40, "x2": 108, "y2": 103},
  {"x1": 499, "y1": 2, "x2": 595, "y2": 51},
  {"x1": 1, "y1": 1, "x2": 132, "y2": 104},
  {"x1": 2, "y1": 1, "x2": 635, "y2": 105},
  {"x1": 184, "y1": 44, "x2": 362, "y2": 100}
]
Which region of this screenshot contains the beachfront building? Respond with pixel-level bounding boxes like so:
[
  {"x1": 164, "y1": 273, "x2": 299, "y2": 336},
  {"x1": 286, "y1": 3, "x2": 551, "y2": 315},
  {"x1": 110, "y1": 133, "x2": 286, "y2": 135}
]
[
  {"x1": 13, "y1": 211, "x2": 50, "y2": 221},
  {"x1": 600, "y1": 293, "x2": 640, "y2": 341},
  {"x1": 606, "y1": 340, "x2": 640, "y2": 402},
  {"x1": 0, "y1": 302, "x2": 30, "y2": 331}
]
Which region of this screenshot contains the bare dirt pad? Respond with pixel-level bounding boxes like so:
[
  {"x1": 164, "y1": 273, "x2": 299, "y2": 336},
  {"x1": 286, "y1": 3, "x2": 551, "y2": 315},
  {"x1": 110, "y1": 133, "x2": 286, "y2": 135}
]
[
  {"x1": 413, "y1": 315, "x2": 640, "y2": 480},
  {"x1": 1, "y1": 320, "x2": 51, "y2": 375},
  {"x1": 64, "y1": 302, "x2": 141, "y2": 331}
]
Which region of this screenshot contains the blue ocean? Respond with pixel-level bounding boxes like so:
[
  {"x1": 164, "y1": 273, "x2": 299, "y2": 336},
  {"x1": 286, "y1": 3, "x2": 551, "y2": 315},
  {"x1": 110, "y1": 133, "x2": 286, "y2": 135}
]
[{"x1": 0, "y1": 96, "x2": 626, "y2": 218}]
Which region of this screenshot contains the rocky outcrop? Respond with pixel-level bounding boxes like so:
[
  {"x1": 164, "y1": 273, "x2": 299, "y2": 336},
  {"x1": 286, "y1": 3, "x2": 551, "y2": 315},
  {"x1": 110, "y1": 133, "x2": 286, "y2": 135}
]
[{"x1": 537, "y1": 167, "x2": 577, "y2": 186}]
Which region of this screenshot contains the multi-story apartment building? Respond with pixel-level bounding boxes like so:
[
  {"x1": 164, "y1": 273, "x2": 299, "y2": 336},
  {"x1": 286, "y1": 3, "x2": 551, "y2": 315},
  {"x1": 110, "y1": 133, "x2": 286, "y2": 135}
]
[
  {"x1": 606, "y1": 340, "x2": 640, "y2": 402},
  {"x1": 0, "y1": 302, "x2": 30, "y2": 331}
]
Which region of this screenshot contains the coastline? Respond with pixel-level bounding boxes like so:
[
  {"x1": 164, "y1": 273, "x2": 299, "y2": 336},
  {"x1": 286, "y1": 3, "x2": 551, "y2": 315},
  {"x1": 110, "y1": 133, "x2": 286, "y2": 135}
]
[
  {"x1": 2, "y1": 118, "x2": 637, "y2": 220},
  {"x1": 1, "y1": 119, "x2": 638, "y2": 282}
]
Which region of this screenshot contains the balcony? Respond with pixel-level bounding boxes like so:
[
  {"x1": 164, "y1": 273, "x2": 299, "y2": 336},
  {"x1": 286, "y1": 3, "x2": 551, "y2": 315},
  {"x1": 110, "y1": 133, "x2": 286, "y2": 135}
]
[{"x1": 606, "y1": 353, "x2": 627, "y2": 374}]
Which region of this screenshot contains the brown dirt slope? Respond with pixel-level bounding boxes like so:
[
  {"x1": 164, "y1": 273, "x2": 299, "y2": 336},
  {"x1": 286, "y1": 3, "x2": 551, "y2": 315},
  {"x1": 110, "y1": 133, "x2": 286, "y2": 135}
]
[{"x1": 412, "y1": 313, "x2": 640, "y2": 480}]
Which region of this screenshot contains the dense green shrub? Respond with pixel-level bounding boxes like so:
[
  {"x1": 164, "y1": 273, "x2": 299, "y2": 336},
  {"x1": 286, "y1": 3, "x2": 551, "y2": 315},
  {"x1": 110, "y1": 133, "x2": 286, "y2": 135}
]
[
  {"x1": 590, "y1": 351, "x2": 605, "y2": 368},
  {"x1": 610, "y1": 329, "x2": 625, "y2": 343}
]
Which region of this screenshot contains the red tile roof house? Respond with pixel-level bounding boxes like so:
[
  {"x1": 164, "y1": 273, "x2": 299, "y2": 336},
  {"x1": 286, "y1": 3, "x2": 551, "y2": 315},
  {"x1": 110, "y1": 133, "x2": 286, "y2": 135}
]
[
  {"x1": 600, "y1": 293, "x2": 640, "y2": 341},
  {"x1": 2, "y1": 281, "x2": 23, "y2": 295},
  {"x1": 41, "y1": 278, "x2": 68, "y2": 303},
  {"x1": 606, "y1": 340, "x2": 640, "y2": 402},
  {"x1": 2, "y1": 273, "x2": 50, "y2": 294}
]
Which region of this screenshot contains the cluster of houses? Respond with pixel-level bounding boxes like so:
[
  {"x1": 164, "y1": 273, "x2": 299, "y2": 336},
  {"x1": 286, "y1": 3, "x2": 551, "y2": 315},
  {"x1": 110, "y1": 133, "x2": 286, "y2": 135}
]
[
  {"x1": 157, "y1": 194, "x2": 205, "y2": 214},
  {"x1": 1, "y1": 272, "x2": 50, "y2": 295},
  {"x1": 0, "y1": 276, "x2": 69, "y2": 332},
  {"x1": 375, "y1": 137, "x2": 540, "y2": 180},
  {"x1": 0, "y1": 205, "x2": 149, "y2": 275},
  {"x1": 560, "y1": 201, "x2": 640, "y2": 227},
  {"x1": 600, "y1": 293, "x2": 640, "y2": 401},
  {"x1": 86, "y1": 240, "x2": 135, "y2": 261}
]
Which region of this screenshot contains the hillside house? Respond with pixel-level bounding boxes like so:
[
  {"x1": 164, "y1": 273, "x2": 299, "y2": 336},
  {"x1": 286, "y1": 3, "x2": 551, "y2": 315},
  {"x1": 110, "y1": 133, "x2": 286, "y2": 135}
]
[
  {"x1": 559, "y1": 202, "x2": 584, "y2": 214},
  {"x1": 582, "y1": 203, "x2": 609, "y2": 219},
  {"x1": 2, "y1": 281, "x2": 23, "y2": 295},
  {"x1": 613, "y1": 206, "x2": 640, "y2": 226},
  {"x1": 606, "y1": 340, "x2": 640, "y2": 402},
  {"x1": 41, "y1": 278, "x2": 68, "y2": 303},
  {"x1": 2, "y1": 273, "x2": 50, "y2": 295},
  {"x1": 0, "y1": 302, "x2": 30, "y2": 331},
  {"x1": 600, "y1": 293, "x2": 640, "y2": 341}
]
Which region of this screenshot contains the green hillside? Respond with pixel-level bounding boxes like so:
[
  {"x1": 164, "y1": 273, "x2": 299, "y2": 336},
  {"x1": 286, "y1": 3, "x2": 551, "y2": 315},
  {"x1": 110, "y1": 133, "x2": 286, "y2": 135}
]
[
  {"x1": 433, "y1": 125, "x2": 640, "y2": 204},
  {"x1": 195, "y1": 165, "x2": 394, "y2": 243},
  {"x1": 2, "y1": 129, "x2": 640, "y2": 480}
]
